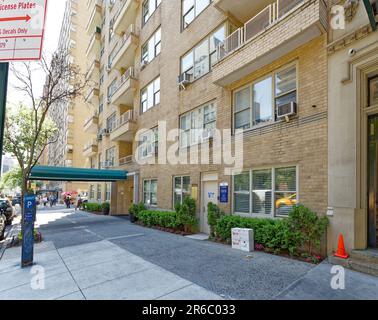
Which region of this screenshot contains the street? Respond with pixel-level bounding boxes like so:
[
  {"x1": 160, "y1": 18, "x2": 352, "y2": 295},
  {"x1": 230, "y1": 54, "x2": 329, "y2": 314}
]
[{"x1": 0, "y1": 207, "x2": 378, "y2": 300}]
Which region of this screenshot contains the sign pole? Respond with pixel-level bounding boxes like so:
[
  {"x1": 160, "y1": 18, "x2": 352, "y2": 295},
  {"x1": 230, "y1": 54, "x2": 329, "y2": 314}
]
[
  {"x1": 21, "y1": 194, "x2": 37, "y2": 268},
  {"x1": 0, "y1": 63, "x2": 9, "y2": 178}
]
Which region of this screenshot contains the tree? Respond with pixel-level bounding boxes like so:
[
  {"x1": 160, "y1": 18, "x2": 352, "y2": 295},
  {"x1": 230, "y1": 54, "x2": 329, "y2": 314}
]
[
  {"x1": 0, "y1": 167, "x2": 22, "y2": 193},
  {"x1": 3, "y1": 52, "x2": 89, "y2": 213}
]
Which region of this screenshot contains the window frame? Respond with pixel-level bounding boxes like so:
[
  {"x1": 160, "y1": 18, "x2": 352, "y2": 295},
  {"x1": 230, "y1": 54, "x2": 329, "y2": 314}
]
[
  {"x1": 173, "y1": 176, "x2": 191, "y2": 207},
  {"x1": 140, "y1": 76, "x2": 161, "y2": 114},
  {"x1": 105, "y1": 147, "x2": 116, "y2": 167},
  {"x1": 138, "y1": 127, "x2": 158, "y2": 159},
  {"x1": 142, "y1": 0, "x2": 161, "y2": 26},
  {"x1": 179, "y1": 101, "x2": 217, "y2": 148},
  {"x1": 182, "y1": 0, "x2": 212, "y2": 30},
  {"x1": 180, "y1": 24, "x2": 226, "y2": 82},
  {"x1": 232, "y1": 165, "x2": 299, "y2": 218},
  {"x1": 143, "y1": 179, "x2": 158, "y2": 207},
  {"x1": 141, "y1": 26, "x2": 161, "y2": 64},
  {"x1": 106, "y1": 112, "x2": 117, "y2": 132},
  {"x1": 233, "y1": 62, "x2": 298, "y2": 132}
]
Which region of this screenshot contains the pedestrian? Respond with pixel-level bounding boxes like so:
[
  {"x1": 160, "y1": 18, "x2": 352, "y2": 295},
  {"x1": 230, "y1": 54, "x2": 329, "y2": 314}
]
[
  {"x1": 76, "y1": 196, "x2": 82, "y2": 211},
  {"x1": 65, "y1": 196, "x2": 71, "y2": 209},
  {"x1": 43, "y1": 196, "x2": 48, "y2": 207}
]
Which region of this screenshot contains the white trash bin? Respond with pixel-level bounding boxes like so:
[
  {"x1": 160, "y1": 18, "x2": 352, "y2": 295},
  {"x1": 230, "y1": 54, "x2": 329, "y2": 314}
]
[{"x1": 231, "y1": 228, "x2": 254, "y2": 252}]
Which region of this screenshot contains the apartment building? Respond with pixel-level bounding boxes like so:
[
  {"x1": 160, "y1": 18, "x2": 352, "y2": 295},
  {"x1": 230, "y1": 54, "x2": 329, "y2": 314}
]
[
  {"x1": 46, "y1": 0, "x2": 95, "y2": 194},
  {"x1": 327, "y1": 0, "x2": 378, "y2": 255},
  {"x1": 84, "y1": 0, "x2": 329, "y2": 242}
]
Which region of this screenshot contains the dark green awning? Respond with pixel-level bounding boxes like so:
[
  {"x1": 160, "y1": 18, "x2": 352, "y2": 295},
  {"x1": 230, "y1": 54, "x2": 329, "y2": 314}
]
[{"x1": 29, "y1": 166, "x2": 128, "y2": 182}]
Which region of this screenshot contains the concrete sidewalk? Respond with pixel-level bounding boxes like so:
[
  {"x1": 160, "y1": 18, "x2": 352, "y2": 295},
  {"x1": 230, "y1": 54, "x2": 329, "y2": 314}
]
[{"x1": 0, "y1": 240, "x2": 223, "y2": 300}]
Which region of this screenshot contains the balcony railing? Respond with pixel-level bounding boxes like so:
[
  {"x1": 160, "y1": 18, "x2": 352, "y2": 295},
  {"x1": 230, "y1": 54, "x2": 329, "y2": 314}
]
[
  {"x1": 217, "y1": 0, "x2": 305, "y2": 60},
  {"x1": 113, "y1": 67, "x2": 135, "y2": 97},
  {"x1": 84, "y1": 139, "x2": 98, "y2": 151},
  {"x1": 113, "y1": 24, "x2": 138, "y2": 60},
  {"x1": 119, "y1": 155, "x2": 133, "y2": 166},
  {"x1": 116, "y1": 110, "x2": 134, "y2": 129}
]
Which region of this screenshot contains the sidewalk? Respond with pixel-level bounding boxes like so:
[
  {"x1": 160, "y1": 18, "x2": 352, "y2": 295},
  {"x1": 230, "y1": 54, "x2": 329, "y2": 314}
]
[{"x1": 0, "y1": 240, "x2": 223, "y2": 300}]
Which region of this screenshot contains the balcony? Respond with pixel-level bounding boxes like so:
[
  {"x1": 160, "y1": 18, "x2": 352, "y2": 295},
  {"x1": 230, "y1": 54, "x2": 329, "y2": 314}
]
[
  {"x1": 83, "y1": 139, "x2": 99, "y2": 158},
  {"x1": 118, "y1": 155, "x2": 134, "y2": 167},
  {"x1": 86, "y1": 27, "x2": 101, "y2": 58},
  {"x1": 110, "y1": 110, "x2": 137, "y2": 142},
  {"x1": 213, "y1": 0, "x2": 328, "y2": 86},
  {"x1": 214, "y1": 0, "x2": 270, "y2": 23},
  {"x1": 85, "y1": 87, "x2": 100, "y2": 105},
  {"x1": 111, "y1": 25, "x2": 139, "y2": 71},
  {"x1": 83, "y1": 114, "x2": 99, "y2": 134},
  {"x1": 113, "y1": 0, "x2": 139, "y2": 36},
  {"x1": 111, "y1": 67, "x2": 137, "y2": 107},
  {"x1": 86, "y1": 59, "x2": 100, "y2": 81},
  {"x1": 86, "y1": 0, "x2": 102, "y2": 34}
]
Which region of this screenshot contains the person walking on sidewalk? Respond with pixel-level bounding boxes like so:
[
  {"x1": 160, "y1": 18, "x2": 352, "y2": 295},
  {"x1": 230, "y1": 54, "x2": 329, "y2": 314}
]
[{"x1": 76, "y1": 196, "x2": 83, "y2": 211}]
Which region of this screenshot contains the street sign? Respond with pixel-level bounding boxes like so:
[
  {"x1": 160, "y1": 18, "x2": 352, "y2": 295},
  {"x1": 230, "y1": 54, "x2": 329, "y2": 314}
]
[{"x1": 0, "y1": 0, "x2": 48, "y2": 61}]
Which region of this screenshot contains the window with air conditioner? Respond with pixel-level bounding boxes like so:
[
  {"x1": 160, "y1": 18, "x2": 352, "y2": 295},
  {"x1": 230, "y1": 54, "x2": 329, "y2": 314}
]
[
  {"x1": 233, "y1": 64, "x2": 297, "y2": 131},
  {"x1": 141, "y1": 77, "x2": 160, "y2": 113},
  {"x1": 141, "y1": 27, "x2": 161, "y2": 65}
]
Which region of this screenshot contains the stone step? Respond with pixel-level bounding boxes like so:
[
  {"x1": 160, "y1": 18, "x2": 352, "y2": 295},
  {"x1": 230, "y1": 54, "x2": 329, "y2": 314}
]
[
  {"x1": 350, "y1": 249, "x2": 378, "y2": 264},
  {"x1": 348, "y1": 260, "x2": 378, "y2": 277}
]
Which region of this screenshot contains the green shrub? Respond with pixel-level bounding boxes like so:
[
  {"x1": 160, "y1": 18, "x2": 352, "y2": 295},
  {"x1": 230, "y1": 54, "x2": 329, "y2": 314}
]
[
  {"x1": 286, "y1": 205, "x2": 329, "y2": 256},
  {"x1": 138, "y1": 210, "x2": 180, "y2": 229},
  {"x1": 214, "y1": 205, "x2": 329, "y2": 257},
  {"x1": 207, "y1": 203, "x2": 225, "y2": 238},
  {"x1": 175, "y1": 197, "x2": 198, "y2": 232},
  {"x1": 128, "y1": 202, "x2": 146, "y2": 217},
  {"x1": 101, "y1": 202, "x2": 110, "y2": 210},
  {"x1": 83, "y1": 202, "x2": 102, "y2": 212}
]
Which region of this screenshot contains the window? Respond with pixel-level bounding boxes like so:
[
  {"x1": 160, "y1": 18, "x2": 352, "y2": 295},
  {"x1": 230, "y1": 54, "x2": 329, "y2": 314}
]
[
  {"x1": 107, "y1": 78, "x2": 117, "y2": 100},
  {"x1": 142, "y1": 0, "x2": 161, "y2": 25},
  {"x1": 370, "y1": 76, "x2": 378, "y2": 106},
  {"x1": 180, "y1": 25, "x2": 225, "y2": 80},
  {"x1": 105, "y1": 147, "x2": 115, "y2": 167},
  {"x1": 143, "y1": 179, "x2": 158, "y2": 206},
  {"x1": 138, "y1": 127, "x2": 158, "y2": 159},
  {"x1": 182, "y1": 0, "x2": 211, "y2": 29},
  {"x1": 233, "y1": 64, "x2": 297, "y2": 130},
  {"x1": 106, "y1": 113, "x2": 116, "y2": 132},
  {"x1": 105, "y1": 183, "x2": 111, "y2": 201},
  {"x1": 173, "y1": 176, "x2": 191, "y2": 206},
  {"x1": 97, "y1": 184, "x2": 102, "y2": 201},
  {"x1": 141, "y1": 27, "x2": 161, "y2": 64},
  {"x1": 180, "y1": 101, "x2": 216, "y2": 147},
  {"x1": 89, "y1": 185, "x2": 95, "y2": 199},
  {"x1": 233, "y1": 166, "x2": 297, "y2": 217},
  {"x1": 141, "y1": 77, "x2": 160, "y2": 113}
]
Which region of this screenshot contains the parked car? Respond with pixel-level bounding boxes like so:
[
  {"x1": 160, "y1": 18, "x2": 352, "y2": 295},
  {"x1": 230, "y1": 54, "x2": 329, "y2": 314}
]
[
  {"x1": 11, "y1": 196, "x2": 21, "y2": 206},
  {"x1": 0, "y1": 199, "x2": 15, "y2": 225},
  {"x1": 0, "y1": 213, "x2": 6, "y2": 240}
]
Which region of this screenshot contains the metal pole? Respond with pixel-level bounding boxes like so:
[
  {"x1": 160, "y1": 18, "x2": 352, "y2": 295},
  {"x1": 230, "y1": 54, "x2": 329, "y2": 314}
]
[{"x1": 0, "y1": 62, "x2": 9, "y2": 179}]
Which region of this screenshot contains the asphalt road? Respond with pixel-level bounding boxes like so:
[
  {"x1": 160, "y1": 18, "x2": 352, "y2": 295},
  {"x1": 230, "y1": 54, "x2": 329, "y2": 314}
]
[{"x1": 37, "y1": 207, "x2": 314, "y2": 300}]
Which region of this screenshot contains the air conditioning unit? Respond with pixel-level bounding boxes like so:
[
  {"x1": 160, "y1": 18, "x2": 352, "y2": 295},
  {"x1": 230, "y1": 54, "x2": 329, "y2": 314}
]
[
  {"x1": 106, "y1": 63, "x2": 112, "y2": 72},
  {"x1": 107, "y1": 97, "x2": 112, "y2": 104},
  {"x1": 178, "y1": 72, "x2": 192, "y2": 89},
  {"x1": 140, "y1": 59, "x2": 148, "y2": 70},
  {"x1": 97, "y1": 134, "x2": 103, "y2": 141},
  {"x1": 276, "y1": 101, "x2": 297, "y2": 120},
  {"x1": 101, "y1": 128, "x2": 110, "y2": 136}
]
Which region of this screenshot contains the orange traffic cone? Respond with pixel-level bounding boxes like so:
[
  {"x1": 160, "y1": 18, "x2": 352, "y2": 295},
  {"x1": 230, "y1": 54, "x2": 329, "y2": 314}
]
[{"x1": 334, "y1": 234, "x2": 349, "y2": 259}]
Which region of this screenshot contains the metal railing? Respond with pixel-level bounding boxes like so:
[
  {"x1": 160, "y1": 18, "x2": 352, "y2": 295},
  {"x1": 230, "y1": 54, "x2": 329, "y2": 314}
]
[
  {"x1": 119, "y1": 155, "x2": 133, "y2": 166},
  {"x1": 113, "y1": 24, "x2": 138, "y2": 59},
  {"x1": 112, "y1": 66, "x2": 135, "y2": 96},
  {"x1": 115, "y1": 110, "x2": 134, "y2": 129},
  {"x1": 217, "y1": 0, "x2": 305, "y2": 60},
  {"x1": 83, "y1": 139, "x2": 98, "y2": 151},
  {"x1": 84, "y1": 113, "x2": 98, "y2": 127}
]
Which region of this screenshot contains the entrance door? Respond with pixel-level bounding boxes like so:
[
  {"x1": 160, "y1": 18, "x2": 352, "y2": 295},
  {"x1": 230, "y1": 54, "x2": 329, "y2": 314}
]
[
  {"x1": 202, "y1": 179, "x2": 218, "y2": 234},
  {"x1": 368, "y1": 115, "x2": 378, "y2": 248}
]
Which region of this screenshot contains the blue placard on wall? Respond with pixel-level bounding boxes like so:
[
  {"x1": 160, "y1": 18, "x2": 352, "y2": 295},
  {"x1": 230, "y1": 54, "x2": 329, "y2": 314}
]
[{"x1": 220, "y1": 184, "x2": 229, "y2": 203}]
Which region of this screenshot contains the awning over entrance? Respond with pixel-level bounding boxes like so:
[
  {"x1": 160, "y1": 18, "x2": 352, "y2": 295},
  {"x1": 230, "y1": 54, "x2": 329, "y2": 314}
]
[{"x1": 29, "y1": 166, "x2": 128, "y2": 182}]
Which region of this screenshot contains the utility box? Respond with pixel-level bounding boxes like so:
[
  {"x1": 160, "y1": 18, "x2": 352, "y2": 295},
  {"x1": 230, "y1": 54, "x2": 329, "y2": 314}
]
[{"x1": 231, "y1": 228, "x2": 254, "y2": 252}]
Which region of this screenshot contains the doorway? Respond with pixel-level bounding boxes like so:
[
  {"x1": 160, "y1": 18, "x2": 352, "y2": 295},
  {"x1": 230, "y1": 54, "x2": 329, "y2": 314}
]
[
  {"x1": 368, "y1": 115, "x2": 378, "y2": 248},
  {"x1": 201, "y1": 173, "x2": 218, "y2": 234}
]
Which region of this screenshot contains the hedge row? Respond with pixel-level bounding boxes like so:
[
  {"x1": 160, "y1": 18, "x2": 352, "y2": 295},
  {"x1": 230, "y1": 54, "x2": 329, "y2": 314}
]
[
  {"x1": 83, "y1": 202, "x2": 102, "y2": 212},
  {"x1": 138, "y1": 210, "x2": 180, "y2": 229}
]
